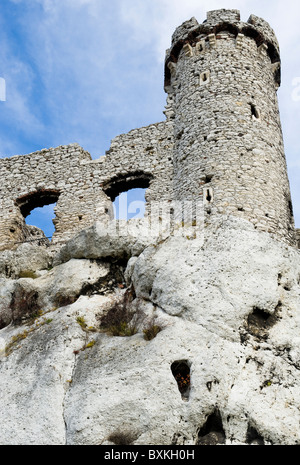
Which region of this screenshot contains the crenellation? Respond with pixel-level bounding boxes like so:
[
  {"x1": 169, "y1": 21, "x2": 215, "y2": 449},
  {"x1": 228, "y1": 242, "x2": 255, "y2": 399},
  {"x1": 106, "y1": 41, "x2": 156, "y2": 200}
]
[
  {"x1": 171, "y1": 17, "x2": 199, "y2": 46},
  {"x1": 206, "y1": 9, "x2": 241, "y2": 23}
]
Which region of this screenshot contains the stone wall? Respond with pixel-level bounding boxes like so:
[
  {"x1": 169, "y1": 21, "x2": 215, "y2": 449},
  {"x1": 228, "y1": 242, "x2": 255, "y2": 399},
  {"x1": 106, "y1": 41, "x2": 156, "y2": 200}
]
[{"x1": 0, "y1": 121, "x2": 174, "y2": 250}]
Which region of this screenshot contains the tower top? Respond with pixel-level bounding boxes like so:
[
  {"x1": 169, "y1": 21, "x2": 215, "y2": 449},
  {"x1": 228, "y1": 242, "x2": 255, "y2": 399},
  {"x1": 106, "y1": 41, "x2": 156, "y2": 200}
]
[
  {"x1": 165, "y1": 9, "x2": 280, "y2": 89},
  {"x1": 206, "y1": 9, "x2": 240, "y2": 23}
]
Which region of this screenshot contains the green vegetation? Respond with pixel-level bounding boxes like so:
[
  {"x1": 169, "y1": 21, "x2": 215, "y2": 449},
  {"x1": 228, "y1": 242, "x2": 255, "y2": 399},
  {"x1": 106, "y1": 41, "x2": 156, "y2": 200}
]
[
  {"x1": 99, "y1": 289, "x2": 137, "y2": 337},
  {"x1": 5, "y1": 330, "x2": 29, "y2": 356},
  {"x1": 143, "y1": 320, "x2": 162, "y2": 341},
  {"x1": 18, "y1": 270, "x2": 38, "y2": 279},
  {"x1": 85, "y1": 340, "x2": 95, "y2": 349},
  {"x1": 76, "y1": 316, "x2": 87, "y2": 329}
]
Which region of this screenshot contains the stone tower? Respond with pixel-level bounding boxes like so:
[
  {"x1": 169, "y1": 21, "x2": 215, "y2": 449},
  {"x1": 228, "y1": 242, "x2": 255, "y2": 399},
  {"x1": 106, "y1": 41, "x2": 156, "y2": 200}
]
[{"x1": 164, "y1": 9, "x2": 296, "y2": 246}]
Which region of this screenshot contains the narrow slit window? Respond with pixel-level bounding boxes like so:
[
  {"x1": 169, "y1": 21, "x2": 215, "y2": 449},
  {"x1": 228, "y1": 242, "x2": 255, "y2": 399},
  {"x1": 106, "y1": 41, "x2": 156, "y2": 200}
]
[
  {"x1": 196, "y1": 40, "x2": 205, "y2": 54},
  {"x1": 250, "y1": 103, "x2": 260, "y2": 120},
  {"x1": 200, "y1": 70, "x2": 211, "y2": 86},
  {"x1": 203, "y1": 187, "x2": 213, "y2": 204}
]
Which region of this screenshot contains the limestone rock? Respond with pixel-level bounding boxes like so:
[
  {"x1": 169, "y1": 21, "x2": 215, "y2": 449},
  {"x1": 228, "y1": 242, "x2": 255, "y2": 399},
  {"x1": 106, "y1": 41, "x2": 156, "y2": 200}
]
[
  {"x1": 0, "y1": 278, "x2": 15, "y2": 329},
  {"x1": 0, "y1": 243, "x2": 52, "y2": 279},
  {"x1": 0, "y1": 217, "x2": 300, "y2": 445},
  {"x1": 0, "y1": 258, "x2": 112, "y2": 327},
  {"x1": 53, "y1": 219, "x2": 158, "y2": 265}
]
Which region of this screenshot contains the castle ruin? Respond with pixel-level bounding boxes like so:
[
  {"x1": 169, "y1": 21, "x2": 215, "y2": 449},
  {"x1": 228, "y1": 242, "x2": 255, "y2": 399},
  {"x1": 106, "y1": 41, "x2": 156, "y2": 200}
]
[{"x1": 0, "y1": 9, "x2": 298, "y2": 250}]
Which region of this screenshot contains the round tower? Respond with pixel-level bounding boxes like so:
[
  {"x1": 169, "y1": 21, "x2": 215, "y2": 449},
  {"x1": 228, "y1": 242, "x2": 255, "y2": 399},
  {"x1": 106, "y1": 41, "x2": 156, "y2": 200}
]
[{"x1": 164, "y1": 9, "x2": 296, "y2": 246}]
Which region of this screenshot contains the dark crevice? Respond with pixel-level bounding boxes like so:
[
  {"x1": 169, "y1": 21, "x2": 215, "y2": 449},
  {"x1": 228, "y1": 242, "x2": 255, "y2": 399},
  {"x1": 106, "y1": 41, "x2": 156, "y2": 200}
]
[
  {"x1": 246, "y1": 424, "x2": 265, "y2": 445},
  {"x1": 10, "y1": 283, "x2": 40, "y2": 325},
  {"x1": 196, "y1": 409, "x2": 226, "y2": 445},
  {"x1": 250, "y1": 103, "x2": 260, "y2": 119},
  {"x1": 171, "y1": 360, "x2": 191, "y2": 400},
  {"x1": 246, "y1": 304, "x2": 281, "y2": 340},
  {"x1": 204, "y1": 174, "x2": 213, "y2": 184},
  {"x1": 81, "y1": 260, "x2": 128, "y2": 297}
]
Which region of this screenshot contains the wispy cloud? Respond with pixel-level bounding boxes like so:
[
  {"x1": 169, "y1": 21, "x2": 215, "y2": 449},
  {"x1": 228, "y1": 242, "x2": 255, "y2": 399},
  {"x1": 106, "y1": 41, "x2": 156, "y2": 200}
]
[{"x1": 3, "y1": 0, "x2": 168, "y2": 157}]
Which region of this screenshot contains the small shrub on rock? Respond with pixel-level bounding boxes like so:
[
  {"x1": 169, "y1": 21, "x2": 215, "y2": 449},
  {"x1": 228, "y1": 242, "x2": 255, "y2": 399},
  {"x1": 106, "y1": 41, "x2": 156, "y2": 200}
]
[
  {"x1": 99, "y1": 288, "x2": 137, "y2": 337},
  {"x1": 143, "y1": 320, "x2": 162, "y2": 341}
]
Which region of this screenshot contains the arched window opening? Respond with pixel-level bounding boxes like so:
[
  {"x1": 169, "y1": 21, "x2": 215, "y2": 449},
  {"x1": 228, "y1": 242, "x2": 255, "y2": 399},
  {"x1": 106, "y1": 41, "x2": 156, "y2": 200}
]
[
  {"x1": 25, "y1": 203, "x2": 56, "y2": 239},
  {"x1": 102, "y1": 172, "x2": 152, "y2": 220},
  {"x1": 15, "y1": 189, "x2": 60, "y2": 241},
  {"x1": 113, "y1": 188, "x2": 146, "y2": 220}
]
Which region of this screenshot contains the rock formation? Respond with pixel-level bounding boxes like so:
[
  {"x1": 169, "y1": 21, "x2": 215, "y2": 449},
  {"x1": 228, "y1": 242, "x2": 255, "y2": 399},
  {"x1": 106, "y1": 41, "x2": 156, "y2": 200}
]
[{"x1": 0, "y1": 215, "x2": 300, "y2": 445}]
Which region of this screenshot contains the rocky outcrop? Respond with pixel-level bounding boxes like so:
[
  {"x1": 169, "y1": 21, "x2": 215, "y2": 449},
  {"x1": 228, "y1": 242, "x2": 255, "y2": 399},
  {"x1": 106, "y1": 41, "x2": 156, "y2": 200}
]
[
  {"x1": 0, "y1": 242, "x2": 52, "y2": 279},
  {"x1": 53, "y1": 219, "x2": 158, "y2": 265},
  {"x1": 0, "y1": 216, "x2": 300, "y2": 445}
]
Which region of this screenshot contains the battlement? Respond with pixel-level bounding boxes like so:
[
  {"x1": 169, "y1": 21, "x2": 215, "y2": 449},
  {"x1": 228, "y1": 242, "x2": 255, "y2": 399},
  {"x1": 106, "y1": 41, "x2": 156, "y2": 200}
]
[
  {"x1": 206, "y1": 9, "x2": 241, "y2": 23},
  {"x1": 165, "y1": 9, "x2": 281, "y2": 90}
]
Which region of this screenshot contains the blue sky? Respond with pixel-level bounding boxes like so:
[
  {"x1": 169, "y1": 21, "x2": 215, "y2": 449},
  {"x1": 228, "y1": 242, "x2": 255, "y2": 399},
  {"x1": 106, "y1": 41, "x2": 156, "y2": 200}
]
[{"x1": 0, "y1": 0, "x2": 300, "y2": 236}]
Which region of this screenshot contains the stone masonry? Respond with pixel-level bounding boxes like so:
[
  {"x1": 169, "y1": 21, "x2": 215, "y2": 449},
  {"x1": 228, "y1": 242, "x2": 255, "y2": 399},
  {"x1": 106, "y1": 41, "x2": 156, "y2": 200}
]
[
  {"x1": 0, "y1": 9, "x2": 298, "y2": 250},
  {"x1": 165, "y1": 9, "x2": 296, "y2": 246},
  {"x1": 0, "y1": 123, "x2": 173, "y2": 250}
]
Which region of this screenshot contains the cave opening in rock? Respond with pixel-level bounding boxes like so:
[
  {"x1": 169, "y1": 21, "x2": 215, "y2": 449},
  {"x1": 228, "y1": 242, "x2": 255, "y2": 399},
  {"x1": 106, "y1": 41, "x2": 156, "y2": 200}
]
[
  {"x1": 171, "y1": 360, "x2": 191, "y2": 399},
  {"x1": 247, "y1": 305, "x2": 279, "y2": 339},
  {"x1": 196, "y1": 409, "x2": 226, "y2": 445},
  {"x1": 246, "y1": 424, "x2": 265, "y2": 445}
]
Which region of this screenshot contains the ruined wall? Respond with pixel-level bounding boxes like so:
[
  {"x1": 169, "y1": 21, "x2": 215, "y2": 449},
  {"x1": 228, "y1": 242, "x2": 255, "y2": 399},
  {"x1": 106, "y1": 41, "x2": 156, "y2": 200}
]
[
  {"x1": 0, "y1": 121, "x2": 174, "y2": 250},
  {"x1": 165, "y1": 9, "x2": 296, "y2": 246}
]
